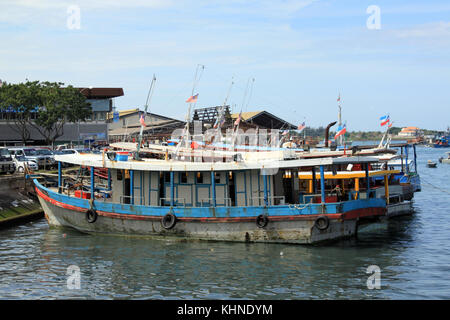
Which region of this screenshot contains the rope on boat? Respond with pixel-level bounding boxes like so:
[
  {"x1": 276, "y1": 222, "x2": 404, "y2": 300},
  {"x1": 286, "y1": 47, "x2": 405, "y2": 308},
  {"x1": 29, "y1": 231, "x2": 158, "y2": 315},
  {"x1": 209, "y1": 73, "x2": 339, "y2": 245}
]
[
  {"x1": 421, "y1": 177, "x2": 450, "y2": 195},
  {"x1": 289, "y1": 203, "x2": 311, "y2": 210}
]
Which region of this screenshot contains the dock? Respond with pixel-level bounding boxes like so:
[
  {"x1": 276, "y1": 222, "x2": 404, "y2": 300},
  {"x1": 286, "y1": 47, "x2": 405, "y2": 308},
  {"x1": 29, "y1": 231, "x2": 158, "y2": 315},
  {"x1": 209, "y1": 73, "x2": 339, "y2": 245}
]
[{"x1": 0, "y1": 174, "x2": 43, "y2": 229}]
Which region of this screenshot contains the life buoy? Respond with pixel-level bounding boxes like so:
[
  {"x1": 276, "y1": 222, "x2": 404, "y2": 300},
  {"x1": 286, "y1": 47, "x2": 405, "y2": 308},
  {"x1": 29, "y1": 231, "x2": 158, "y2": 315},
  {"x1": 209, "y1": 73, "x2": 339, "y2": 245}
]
[
  {"x1": 314, "y1": 216, "x2": 329, "y2": 231},
  {"x1": 256, "y1": 214, "x2": 269, "y2": 228},
  {"x1": 161, "y1": 213, "x2": 177, "y2": 230},
  {"x1": 86, "y1": 209, "x2": 98, "y2": 223}
]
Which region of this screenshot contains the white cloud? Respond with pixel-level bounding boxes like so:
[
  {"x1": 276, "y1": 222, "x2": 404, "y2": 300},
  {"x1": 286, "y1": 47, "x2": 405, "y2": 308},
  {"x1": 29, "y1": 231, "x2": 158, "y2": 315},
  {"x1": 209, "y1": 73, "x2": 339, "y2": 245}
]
[{"x1": 393, "y1": 21, "x2": 450, "y2": 38}]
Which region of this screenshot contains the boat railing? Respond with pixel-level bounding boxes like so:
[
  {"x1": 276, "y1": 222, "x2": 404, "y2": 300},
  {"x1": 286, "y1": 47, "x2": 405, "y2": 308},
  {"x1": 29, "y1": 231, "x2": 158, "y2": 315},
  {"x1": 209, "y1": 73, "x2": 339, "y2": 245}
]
[
  {"x1": 249, "y1": 196, "x2": 286, "y2": 206},
  {"x1": 58, "y1": 186, "x2": 74, "y2": 196},
  {"x1": 200, "y1": 198, "x2": 232, "y2": 207},
  {"x1": 159, "y1": 197, "x2": 186, "y2": 207},
  {"x1": 387, "y1": 194, "x2": 404, "y2": 204},
  {"x1": 120, "y1": 195, "x2": 144, "y2": 204}
]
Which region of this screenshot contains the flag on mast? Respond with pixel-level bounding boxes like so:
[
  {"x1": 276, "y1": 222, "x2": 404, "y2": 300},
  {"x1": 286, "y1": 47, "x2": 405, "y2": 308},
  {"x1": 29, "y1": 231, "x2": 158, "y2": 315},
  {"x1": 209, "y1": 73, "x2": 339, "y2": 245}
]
[
  {"x1": 234, "y1": 111, "x2": 242, "y2": 126},
  {"x1": 334, "y1": 124, "x2": 346, "y2": 139},
  {"x1": 337, "y1": 93, "x2": 340, "y2": 103},
  {"x1": 186, "y1": 94, "x2": 199, "y2": 103},
  {"x1": 380, "y1": 115, "x2": 390, "y2": 126},
  {"x1": 298, "y1": 121, "x2": 306, "y2": 132},
  {"x1": 139, "y1": 113, "x2": 147, "y2": 127}
]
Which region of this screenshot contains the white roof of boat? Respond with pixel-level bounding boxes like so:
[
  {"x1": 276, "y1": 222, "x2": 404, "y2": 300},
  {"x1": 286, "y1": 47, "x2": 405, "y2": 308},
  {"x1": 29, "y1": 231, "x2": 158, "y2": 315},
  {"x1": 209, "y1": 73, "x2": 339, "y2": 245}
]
[{"x1": 54, "y1": 153, "x2": 380, "y2": 172}]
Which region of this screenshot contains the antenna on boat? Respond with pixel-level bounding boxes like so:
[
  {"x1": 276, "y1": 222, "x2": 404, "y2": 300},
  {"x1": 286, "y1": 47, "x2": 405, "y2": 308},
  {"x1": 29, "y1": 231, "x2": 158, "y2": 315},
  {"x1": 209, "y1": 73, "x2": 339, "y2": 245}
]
[
  {"x1": 378, "y1": 119, "x2": 393, "y2": 149},
  {"x1": 212, "y1": 77, "x2": 234, "y2": 143},
  {"x1": 175, "y1": 64, "x2": 205, "y2": 157},
  {"x1": 337, "y1": 92, "x2": 343, "y2": 146},
  {"x1": 136, "y1": 75, "x2": 156, "y2": 159},
  {"x1": 230, "y1": 78, "x2": 254, "y2": 150}
]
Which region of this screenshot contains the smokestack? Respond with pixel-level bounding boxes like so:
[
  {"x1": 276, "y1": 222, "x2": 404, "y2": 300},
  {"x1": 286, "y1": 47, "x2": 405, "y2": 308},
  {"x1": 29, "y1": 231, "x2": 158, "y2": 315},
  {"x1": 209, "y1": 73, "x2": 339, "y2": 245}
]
[{"x1": 325, "y1": 121, "x2": 337, "y2": 147}]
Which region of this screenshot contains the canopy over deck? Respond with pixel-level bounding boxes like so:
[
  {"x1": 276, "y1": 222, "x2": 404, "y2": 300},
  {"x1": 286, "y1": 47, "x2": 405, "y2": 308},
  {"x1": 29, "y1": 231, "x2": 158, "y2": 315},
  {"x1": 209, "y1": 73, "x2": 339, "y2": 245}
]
[{"x1": 54, "y1": 152, "x2": 381, "y2": 172}]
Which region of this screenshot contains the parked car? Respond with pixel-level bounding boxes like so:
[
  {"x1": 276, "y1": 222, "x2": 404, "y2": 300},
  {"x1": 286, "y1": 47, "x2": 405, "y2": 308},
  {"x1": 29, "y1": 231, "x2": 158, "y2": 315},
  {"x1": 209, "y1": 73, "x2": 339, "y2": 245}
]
[
  {"x1": 13, "y1": 156, "x2": 38, "y2": 172},
  {"x1": 35, "y1": 148, "x2": 56, "y2": 168},
  {"x1": 9, "y1": 147, "x2": 47, "y2": 169},
  {"x1": 0, "y1": 147, "x2": 15, "y2": 174}
]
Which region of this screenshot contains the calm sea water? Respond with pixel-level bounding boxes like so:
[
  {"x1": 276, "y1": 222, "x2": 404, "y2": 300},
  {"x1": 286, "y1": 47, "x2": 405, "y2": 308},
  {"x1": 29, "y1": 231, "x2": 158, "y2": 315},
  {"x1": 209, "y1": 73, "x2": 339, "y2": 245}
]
[{"x1": 0, "y1": 145, "x2": 449, "y2": 300}]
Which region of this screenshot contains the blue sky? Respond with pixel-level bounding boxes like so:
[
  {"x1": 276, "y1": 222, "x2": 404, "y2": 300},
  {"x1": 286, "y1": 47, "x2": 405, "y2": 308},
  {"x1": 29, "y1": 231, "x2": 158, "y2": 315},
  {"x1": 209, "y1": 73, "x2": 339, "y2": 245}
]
[{"x1": 1, "y1": 0, "x2": 449, "y2": 131}]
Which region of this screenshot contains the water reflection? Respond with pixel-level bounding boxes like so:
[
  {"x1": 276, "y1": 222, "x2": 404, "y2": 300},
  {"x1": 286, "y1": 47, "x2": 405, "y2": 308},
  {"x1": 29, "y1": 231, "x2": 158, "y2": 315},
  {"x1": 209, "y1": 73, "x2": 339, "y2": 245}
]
[{"x1": 0, "y1": 146, "x2": 450, "y2": 299}]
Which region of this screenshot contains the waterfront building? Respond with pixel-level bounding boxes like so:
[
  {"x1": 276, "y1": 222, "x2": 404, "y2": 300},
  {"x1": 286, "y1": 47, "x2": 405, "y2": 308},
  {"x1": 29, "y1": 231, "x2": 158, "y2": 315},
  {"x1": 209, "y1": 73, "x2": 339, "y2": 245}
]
[
  {"x1": 107, "y1": 108, "x2": 185, "y2": 142},
  {"x1": 0, "y1": 87, "x2": 123, "y2": 146}
]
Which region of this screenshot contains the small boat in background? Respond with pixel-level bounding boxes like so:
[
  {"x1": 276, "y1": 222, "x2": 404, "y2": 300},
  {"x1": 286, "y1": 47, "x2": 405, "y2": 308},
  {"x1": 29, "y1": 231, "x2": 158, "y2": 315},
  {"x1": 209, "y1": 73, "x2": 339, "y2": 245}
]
[
  {"x1": 427, "y1": 160, "x2": 437, "y2": 168},
  {"x1": 439, "y1": 152, "x2": 450, "y2": 164}
]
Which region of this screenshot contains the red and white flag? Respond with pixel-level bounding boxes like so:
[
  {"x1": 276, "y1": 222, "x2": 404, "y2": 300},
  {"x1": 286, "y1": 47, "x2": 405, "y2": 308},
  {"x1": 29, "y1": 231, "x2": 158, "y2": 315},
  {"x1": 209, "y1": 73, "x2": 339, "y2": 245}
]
[
  {"x1": 140, "y1": 114, "x2": 146, "y2": 127},
  {"x1": 186, "y1": 93, "x2": 199, "y2": 103},
  {"x1": 298, "y1": 121, "x2": 306, "y2": 132},
  {"x1": 234, "y1": 111, "x2": 242, "y2": 126},
  {"x1": 337, "y1": 93, "x2": 340, "y2": 102}
]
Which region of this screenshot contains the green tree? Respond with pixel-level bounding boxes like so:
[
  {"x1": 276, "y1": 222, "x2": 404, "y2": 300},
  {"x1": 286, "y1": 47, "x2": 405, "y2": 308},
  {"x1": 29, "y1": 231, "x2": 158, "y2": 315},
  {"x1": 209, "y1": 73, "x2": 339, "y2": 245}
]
[
  {"x1": 0, "y1": 81, "x2": 41, "y2": 144},
  {"x1": 31, "y1": 82, "x2": 92, "y2": 146}
]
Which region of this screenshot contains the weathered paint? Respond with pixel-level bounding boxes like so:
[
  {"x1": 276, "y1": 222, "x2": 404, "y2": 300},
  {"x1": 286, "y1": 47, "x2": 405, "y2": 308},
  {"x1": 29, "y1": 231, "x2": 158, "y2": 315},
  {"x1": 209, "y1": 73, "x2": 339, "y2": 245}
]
[
  {"x1": 34, "y1": 179, "x2": 386, "y2": 244},
  {"x1": 90, "y1": 166, "x2": 95, "y2": 199}
]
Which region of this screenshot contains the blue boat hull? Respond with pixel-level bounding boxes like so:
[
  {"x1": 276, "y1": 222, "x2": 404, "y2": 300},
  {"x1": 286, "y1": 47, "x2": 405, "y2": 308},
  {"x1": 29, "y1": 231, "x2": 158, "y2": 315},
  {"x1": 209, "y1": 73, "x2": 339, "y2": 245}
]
[{"x1": 34, "y1": 180, "x2": 386, "y2": 244}]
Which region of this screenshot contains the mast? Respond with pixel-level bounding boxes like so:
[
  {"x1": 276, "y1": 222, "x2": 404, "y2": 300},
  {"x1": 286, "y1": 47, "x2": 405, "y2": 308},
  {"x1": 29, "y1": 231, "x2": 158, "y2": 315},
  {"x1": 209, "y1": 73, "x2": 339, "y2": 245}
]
[
  {"x1": 136, "y1": 75, "x2": 156, "y2": 159},
  {"x1": 337, "y1": 92, "x2": 343, "y2": 146},
  {"x1": 176, "y1": 64, "x2": 204, "y2": 156},
  {"x1": 231, "y1": 78, "x2": 254, "y2": 150},
  {"x1": 213, "y1": 77, "x2": 234, "y2": 142}
]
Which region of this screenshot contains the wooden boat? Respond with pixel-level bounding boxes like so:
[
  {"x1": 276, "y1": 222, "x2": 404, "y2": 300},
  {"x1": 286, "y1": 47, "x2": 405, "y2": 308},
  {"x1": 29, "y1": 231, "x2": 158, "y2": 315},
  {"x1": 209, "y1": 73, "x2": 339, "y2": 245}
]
[
  {"x1": 32, "y1": 151, "x2": 393, "y2": 244},
  {"x1": 439, "y1": 152, "x2": 450, "y2": 164},
  {"x1": 427, "y1": 160, "x2": 437, "y2": 168}
]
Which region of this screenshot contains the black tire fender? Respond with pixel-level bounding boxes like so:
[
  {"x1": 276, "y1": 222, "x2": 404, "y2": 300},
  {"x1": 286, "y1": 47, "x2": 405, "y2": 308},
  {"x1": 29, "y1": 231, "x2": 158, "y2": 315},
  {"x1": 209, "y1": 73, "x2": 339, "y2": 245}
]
[
  {"x1": 256, "y1": 214, "x2": 269, "y2": 228},
  {"x1": 86, "y1": 209, "x2": 98, "y2": 223},
  {"x1": 314, "y1": 216, "x2": 329, "y2": 231},
  {"x1": 161, "y1": 213, "x2": 177, "y2": 230}
]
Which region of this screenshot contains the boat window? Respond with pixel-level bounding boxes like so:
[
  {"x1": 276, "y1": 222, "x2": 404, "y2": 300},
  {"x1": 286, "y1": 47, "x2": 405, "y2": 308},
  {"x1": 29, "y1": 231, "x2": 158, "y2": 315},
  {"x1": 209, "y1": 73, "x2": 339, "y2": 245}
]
[
  {"x1": 214, "y1": 172, "x2": 221, "y2": 184},
  {"x1": 164, "y1": 172, "x2": 171, "y2": 183},
  {"x1": 180, "y1": 172, "x2": 188, "y2": 184},
  {"x1": 196, "y1": 172, "x2": 204, "y2": 184},
  {"x1": 117, "y1": 170, "x2": 123, "y2": 181}
]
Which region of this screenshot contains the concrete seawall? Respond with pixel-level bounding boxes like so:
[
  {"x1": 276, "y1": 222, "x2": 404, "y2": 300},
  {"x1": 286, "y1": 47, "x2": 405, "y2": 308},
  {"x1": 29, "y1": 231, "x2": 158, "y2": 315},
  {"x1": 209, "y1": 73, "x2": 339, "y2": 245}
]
[{"x1": 0, "y1": 174, "x2": 43, "y2": 229}]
